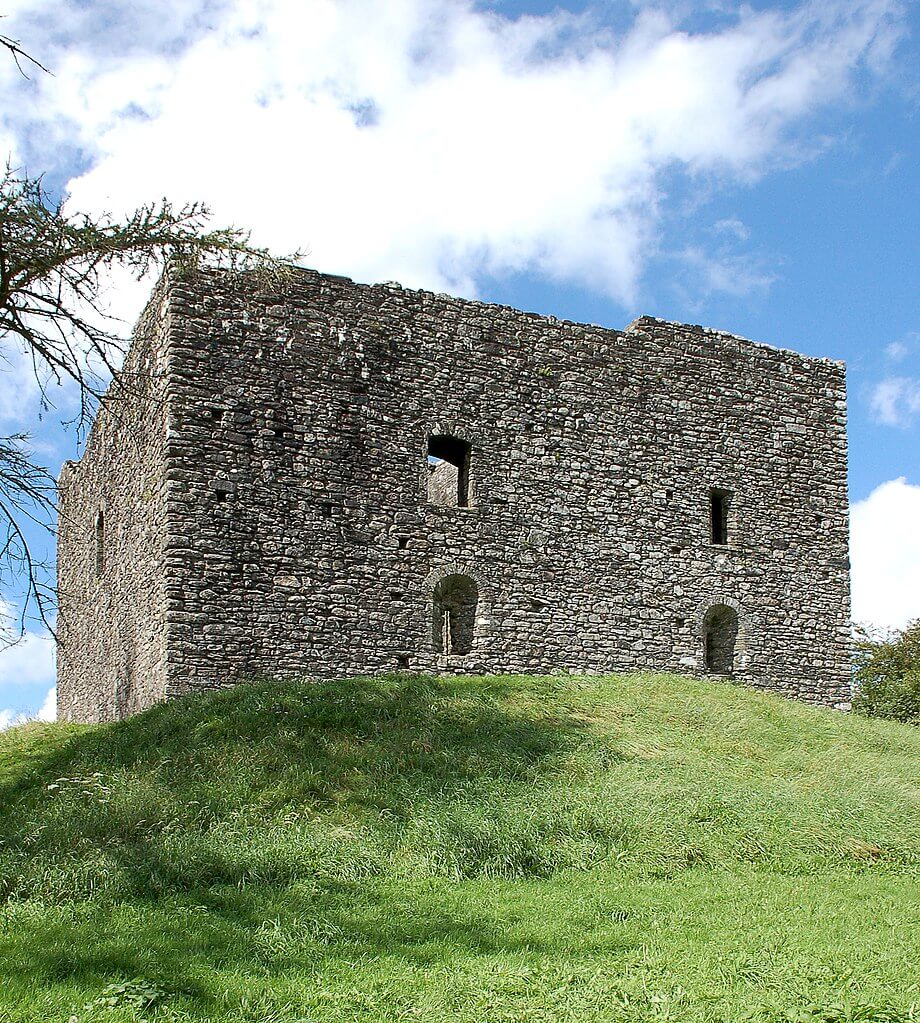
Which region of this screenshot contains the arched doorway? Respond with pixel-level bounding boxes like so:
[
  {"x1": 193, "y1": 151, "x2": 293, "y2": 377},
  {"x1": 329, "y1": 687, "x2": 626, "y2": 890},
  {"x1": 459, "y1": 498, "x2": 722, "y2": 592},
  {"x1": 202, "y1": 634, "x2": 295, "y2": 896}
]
[
  {"x1": 703, "y1": 604, "x2": 740, "y2": 674},
  {"x1": 432, "y1": 574, "x2": 478, "y2": 655}
]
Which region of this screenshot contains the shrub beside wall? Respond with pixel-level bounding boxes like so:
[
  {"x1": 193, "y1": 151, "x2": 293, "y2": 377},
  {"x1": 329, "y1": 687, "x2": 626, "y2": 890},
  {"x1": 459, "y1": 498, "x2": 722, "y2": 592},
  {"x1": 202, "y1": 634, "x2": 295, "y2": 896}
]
[{"x1": 852, "y1": 620, "x2": 920, "y2": 725}]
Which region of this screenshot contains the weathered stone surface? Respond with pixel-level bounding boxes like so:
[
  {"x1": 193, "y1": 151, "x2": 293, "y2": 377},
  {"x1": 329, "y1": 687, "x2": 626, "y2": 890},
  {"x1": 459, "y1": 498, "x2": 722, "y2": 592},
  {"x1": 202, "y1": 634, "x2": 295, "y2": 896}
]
[{"x1": 57, "y1": 266, "x2": 851, "y2": 722}]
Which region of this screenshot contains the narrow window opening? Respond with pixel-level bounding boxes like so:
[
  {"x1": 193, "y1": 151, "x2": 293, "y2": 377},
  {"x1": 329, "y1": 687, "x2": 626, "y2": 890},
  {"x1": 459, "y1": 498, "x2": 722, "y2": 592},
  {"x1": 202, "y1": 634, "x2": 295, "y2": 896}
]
[
  {"x1": 427, "y1": 435, "x2": 471, "y2": 507},
  {"x1": 94, "y1": 510, "x2": 105, "y2": 578},
  {"x1": 214, "y1": 488, "x2": 231, "y2": 503},
  {"x1": 703, "y1": 604, "x2": 739, "y2": 674},
  {"x1": 710, "y1": 488, "x2": 732, "y2": 545},
  {"x1": 396, "y1": 654, "x2": 410, "y2": 669},
  {"x1": 397, "y1": 536, "x2": 409, "y2": 550},
  {"x1": 432, "y1": 574, "x2": 478, "y2": 655},
  {"x1": 319, "y1": 502, "x2": 335, "y2": 518}
]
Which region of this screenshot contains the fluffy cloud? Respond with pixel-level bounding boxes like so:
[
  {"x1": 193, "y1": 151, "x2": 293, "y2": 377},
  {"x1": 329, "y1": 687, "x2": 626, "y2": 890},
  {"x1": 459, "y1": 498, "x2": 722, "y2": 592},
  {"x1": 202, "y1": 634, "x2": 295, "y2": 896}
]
[
  {"x1": 35, "y1": 685, "x2": 57, "y2": 722},
  {"x1": 850, "y1": 477, "x2": 920, "y2": 631},
  {"x1": 0, "y1": 598, "x2": 57, "y2": 729},
  {"x1": 870, "y1": 376, "x2": 920, "y2": 427},
  {"x1": 1, "y1": 0, "x2": 905, "y2": 309},
  {"x1": 0, "y1": 686, "x2": 57, "y2": 731}
]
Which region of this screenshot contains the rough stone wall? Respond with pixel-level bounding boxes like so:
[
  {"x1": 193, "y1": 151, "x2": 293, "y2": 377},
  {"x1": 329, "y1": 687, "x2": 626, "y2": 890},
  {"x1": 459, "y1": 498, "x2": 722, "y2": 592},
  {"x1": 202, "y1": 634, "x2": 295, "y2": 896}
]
[
  {"x1": 56, "y1": 282, "x2": 172, "y2": 722},
  {"x1": 150, "y1": 267, "x2": 849, "y2": 707},
  {"x1": 427, "y1": 460, "x2": 460, "y2": 506}
]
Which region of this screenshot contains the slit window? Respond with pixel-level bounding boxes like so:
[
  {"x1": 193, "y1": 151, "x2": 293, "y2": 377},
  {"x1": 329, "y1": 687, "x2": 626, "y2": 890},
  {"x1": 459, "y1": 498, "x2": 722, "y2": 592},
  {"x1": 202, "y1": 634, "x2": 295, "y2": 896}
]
[
  {"x1": 427, "y1": 435, "x2": 471, "y2": 507},
  {"x1": 710, "y1": 488, "x2": 732, "y2": 545},
  {"x1": 94, "y1": 510, "x2": 105, "y2": 578}
]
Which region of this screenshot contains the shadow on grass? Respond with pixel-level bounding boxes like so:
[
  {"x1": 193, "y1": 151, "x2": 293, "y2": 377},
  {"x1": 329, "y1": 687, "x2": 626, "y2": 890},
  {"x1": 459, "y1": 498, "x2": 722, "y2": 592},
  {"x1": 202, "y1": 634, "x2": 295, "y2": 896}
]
[
  {"x1": 0, "y1": 674, "x2": 583, "y2": 900},
  {"x1": 2, "y1": 874, "x2": 626, "y2": 1005},
  {"x1": 0, "y1": 675, "x2": 594, "y2": 1004}
]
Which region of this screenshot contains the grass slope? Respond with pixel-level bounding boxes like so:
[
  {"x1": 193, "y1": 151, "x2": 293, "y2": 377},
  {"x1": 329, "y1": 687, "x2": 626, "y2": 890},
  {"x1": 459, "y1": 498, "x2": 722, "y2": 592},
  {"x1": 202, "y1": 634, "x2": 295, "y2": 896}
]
[{"x1": 0, "y1": 673, "x2": 918, "y2": 1022}]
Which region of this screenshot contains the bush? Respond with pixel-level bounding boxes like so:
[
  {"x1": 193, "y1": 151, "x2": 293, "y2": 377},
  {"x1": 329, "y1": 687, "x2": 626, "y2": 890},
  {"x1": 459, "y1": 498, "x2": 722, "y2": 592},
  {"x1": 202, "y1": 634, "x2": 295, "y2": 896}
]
[{"x1": 852, "y1": 620, "x2": 920, "y2": 724}]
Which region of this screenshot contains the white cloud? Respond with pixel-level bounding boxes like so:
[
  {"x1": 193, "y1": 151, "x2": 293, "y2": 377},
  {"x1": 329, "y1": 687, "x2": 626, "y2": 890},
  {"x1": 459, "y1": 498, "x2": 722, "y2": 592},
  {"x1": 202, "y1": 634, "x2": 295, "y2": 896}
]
[
  {"x1": 0, "y1": 685, "x2": 56, "y2": 730},
  {"x1": 869, "y1": 376, "x2": 920, "y2": 427},
  {"x1": 850, "y1": 477, "x2": 920, "y2": 631},
  {"x1": 713, "y1": 218, "x2": 751, "y2": 242},
  {"x1": 36, "y1": 685, "x2": 57, "y2": 722},
  {"x1": 883, "y1": 332, "x2": 918, "y2": 363},
  {"x1": 674, "y1": 245, "x2": 776, "y2": 301},
  {"x1": 0, "y1": 344, "x2": 42, "y2": 423},
  {"x1": 0, "y1": 686, "x2": 57, "y2": 731},
  {"x1": 0, "y1": 0, "x2": 906, "y2": 312},
  {"x1": 0, "y1": 629, "x2": 55, "y2": 687},
  {"x1": 0, "y1": 598, "x2": 57, "y2": 729}
]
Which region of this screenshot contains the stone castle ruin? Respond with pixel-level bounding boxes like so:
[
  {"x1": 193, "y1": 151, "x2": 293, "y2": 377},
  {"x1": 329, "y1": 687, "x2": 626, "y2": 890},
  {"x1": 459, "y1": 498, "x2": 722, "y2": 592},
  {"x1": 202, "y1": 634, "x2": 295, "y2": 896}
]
[{"x1": 56, "y1": 267, "x2": 852, "y2": 722}]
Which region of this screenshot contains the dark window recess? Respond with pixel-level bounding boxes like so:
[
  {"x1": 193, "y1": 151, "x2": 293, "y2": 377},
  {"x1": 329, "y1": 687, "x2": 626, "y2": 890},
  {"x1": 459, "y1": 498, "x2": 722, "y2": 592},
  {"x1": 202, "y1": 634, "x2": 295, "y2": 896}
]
[
  {"x1": 319, "y1": 502, "x2": 335, "y2": 518},
  {"x1": 665, "y1": 489, "x2": 674, "y2": 500},
  {"x1": 214, "y1": 488, "x2": 231, "y2": 503},
  {"x1": 396, "y1": 655, "x2": 410, "y2": 669},
  {"x1": 397, "y1": 536, "x2": 409, "y2": 550},
  {"x1": 432, "y1": 574, "x2": 478, "y2": 655},
  {"x1": 94, "y1": 510, "x2": 105, "y2": 578},
  {"x1": 427, "y1": 435, "x2": 471, "y2": 507},
  {"x1": 703, "y1": 604, "x2": 740, "y2": 674},
  {"x1": 207, "y1": 408, "x2": 223, "y2": 421},
  {"x1": 710, "y1": 488, "x2": 732, "y2": 545}
]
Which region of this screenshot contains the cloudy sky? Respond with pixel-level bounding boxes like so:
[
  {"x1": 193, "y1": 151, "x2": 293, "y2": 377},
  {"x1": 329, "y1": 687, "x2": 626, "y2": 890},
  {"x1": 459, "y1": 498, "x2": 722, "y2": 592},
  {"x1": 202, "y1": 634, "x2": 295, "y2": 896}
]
[{"x1": 1, "y1": 0, "x2": 918, "y2": 724}]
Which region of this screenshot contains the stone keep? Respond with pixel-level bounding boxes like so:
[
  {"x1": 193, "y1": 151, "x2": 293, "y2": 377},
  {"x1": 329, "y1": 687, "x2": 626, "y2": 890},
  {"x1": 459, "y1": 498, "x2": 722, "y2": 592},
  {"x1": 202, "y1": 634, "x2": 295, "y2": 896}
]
[{"x1": 56, "y1": 266, "x2": 852, "y2": 722}]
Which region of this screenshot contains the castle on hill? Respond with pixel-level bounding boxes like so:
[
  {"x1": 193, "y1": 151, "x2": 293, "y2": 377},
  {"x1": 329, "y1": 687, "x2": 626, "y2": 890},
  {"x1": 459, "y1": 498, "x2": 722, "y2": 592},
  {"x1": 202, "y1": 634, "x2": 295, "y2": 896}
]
[{"x1": 56, "y1": 266, "x2": 852, "y2": 721}]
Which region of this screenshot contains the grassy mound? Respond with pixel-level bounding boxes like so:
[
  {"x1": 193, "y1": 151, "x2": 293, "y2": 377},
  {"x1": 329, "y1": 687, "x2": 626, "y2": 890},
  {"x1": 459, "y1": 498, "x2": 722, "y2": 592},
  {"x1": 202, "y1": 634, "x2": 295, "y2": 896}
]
[{"x1": 0, "y1": 672, "x2": 917, "y2": 1022}]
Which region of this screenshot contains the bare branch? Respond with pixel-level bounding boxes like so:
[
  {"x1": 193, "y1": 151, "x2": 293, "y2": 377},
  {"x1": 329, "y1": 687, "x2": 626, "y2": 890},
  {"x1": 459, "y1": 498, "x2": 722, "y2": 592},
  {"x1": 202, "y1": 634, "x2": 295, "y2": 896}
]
[{"x1": 0, "y1": 28, "x2": 51, "y2": 77}]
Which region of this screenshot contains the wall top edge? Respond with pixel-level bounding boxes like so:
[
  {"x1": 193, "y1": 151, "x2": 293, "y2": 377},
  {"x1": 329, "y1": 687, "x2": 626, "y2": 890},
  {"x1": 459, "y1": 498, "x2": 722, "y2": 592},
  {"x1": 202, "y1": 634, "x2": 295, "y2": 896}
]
[{"x1": 168, "y1": 263, "x2": 845, "y2": 372}]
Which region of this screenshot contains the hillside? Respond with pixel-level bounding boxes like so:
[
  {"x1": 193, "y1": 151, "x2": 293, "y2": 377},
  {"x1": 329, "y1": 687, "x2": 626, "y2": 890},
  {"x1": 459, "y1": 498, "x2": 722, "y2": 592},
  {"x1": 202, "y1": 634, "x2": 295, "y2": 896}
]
[{"x1": 0, "y1": 673, "x2": 918, "y2": 1022}]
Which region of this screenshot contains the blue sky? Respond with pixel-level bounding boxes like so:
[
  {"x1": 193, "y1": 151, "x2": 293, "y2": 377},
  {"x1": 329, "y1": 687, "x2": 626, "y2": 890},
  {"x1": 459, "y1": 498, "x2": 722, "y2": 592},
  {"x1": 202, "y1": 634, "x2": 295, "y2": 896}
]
[{"x1": 0, "y1": 0, "x2": 918, "y2": 723}]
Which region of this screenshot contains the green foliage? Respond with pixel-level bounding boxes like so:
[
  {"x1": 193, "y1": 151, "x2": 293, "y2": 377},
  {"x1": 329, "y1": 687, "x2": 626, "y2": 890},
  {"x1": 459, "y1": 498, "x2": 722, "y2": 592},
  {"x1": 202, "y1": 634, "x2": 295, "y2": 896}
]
[
  {"x1": 0, "y1": 167, "x2": 290, "y2": 410},
  {"x1": 0, "y1": 167, "x2": 297, "y2": 626},
  {"x1": 853, "y1": 620, "x2": 920, "y2": 724},
  {"x1": 72, "y1": 978, "x2": 169, "y2": 1019},
  {"x1": 0, "y1": 673, "x2": 917, "y2": 1022}
]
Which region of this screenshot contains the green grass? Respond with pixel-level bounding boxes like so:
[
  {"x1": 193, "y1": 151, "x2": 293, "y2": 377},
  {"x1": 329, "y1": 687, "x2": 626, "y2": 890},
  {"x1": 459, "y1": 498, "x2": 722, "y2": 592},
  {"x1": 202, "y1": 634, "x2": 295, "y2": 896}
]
[{"x1": 0, "y1": 672, "x2": 917, "y2": 1022}]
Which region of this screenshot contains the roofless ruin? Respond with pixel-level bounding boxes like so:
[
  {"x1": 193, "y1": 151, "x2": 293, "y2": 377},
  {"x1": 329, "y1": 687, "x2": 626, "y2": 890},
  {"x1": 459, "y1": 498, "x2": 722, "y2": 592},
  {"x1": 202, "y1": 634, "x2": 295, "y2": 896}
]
[{"x1": 57, "y1": 267, "x2": 851, "y2": 721}]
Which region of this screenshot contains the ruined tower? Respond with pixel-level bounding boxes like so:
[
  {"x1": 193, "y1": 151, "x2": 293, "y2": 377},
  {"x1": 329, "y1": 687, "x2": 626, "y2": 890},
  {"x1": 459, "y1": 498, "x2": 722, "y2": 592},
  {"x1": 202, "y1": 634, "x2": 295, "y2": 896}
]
[{"x1": 56, "y1": 266, "x2": 851, "y2": 721}]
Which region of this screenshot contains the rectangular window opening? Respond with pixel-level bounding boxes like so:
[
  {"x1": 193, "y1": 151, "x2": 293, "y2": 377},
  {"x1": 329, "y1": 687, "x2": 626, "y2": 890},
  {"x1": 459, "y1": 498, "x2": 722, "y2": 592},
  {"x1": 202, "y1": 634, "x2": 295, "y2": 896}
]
[
  {"x1": 710, "y1": 488, "x2": 732, "y2": 545},
  {"x1": 427, "y1": 435, "x2": 472, "y2": 507}
]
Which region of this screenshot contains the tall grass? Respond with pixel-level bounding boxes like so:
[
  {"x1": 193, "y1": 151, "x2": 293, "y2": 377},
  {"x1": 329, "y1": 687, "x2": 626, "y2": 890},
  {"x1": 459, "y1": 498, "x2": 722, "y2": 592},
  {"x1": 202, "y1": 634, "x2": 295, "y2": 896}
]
[{"x1": 0, "y1": 673, "x2": 917, "y2": 1022}]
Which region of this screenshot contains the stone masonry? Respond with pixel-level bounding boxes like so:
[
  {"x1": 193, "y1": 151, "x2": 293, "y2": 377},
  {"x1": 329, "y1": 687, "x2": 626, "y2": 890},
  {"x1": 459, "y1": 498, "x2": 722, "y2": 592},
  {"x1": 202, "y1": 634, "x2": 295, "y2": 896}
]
[{"x1": 56, "y1": 265, "x2": 852, "y2": 722}]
